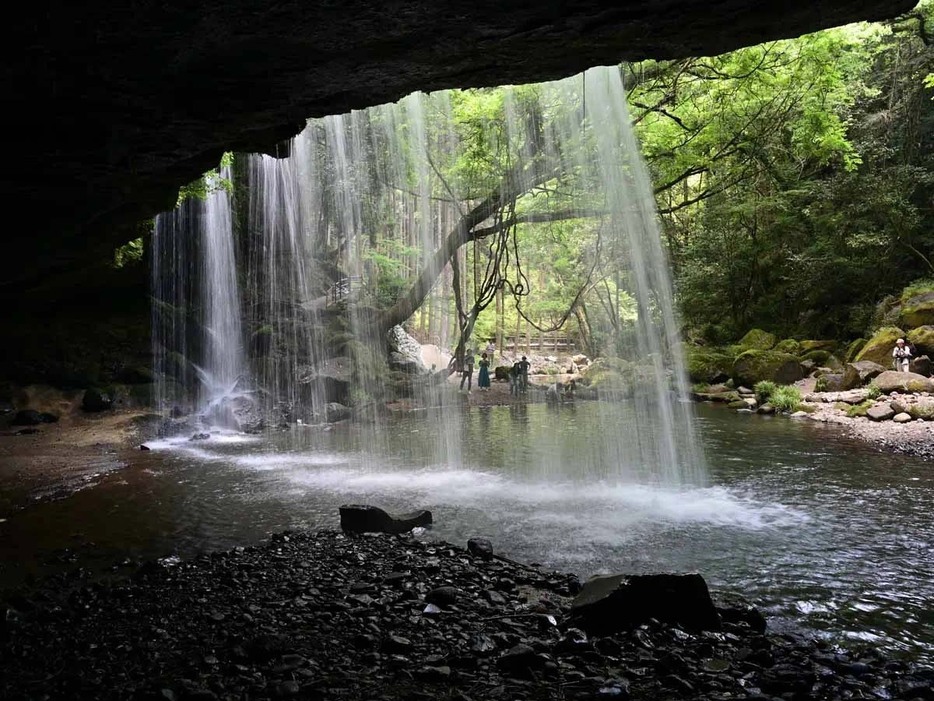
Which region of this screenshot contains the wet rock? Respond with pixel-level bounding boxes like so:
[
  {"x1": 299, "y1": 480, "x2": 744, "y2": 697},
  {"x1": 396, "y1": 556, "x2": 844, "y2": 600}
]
[
  {"x1": 0, "y1": 529, "x2": 929, "y2": 701},
  {"x1": 569, "y1": 573, "x2": 721, "y2": 634},
  {"x1": 339, "y1": 504, "x2": 432, "y2": 534},
  {"x1": 467, "y1": 538, "x2": 494, "y2": 559},
  {"x1": 189, "y1": 432, "x2": 210, "y2": 441}
]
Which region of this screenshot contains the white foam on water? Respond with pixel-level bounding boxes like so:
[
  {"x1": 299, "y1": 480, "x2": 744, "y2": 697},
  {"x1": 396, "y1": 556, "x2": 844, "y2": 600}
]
[
  {"x1": 247, "y1": 458, "x2": 806, "y2": 532},
  {"x1": 233, "y1": 452, "x2": 351, "y2": 471}
]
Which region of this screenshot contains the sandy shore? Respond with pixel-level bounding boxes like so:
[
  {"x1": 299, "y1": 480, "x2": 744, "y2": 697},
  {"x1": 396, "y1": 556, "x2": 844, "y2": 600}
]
[{"x1": 0, "y1": 388, "x2": 153, "y2": 514}]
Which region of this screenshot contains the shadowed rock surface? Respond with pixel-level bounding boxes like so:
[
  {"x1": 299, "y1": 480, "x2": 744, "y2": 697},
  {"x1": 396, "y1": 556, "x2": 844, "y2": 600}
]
[
  {"x1": 1, "y1": 530, "x2": 932, "y2": 700},
  {"x1": 3, "y1": 1, "x2": 915, "y2": 296}
]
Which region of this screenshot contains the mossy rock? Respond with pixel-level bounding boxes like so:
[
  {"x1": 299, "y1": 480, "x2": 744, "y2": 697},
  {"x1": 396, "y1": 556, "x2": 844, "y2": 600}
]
[
  {"x1": 737, "y1": 329, "x2": 777, "y2": 351},
  {"x1": 731, "y1": 350, "x2": 803, "y2": 388},
  {"x1": 905, "y1": 399, "x2": 934, "y2": 420},
  {"x1": 907, "y1": 326, "x2": 934, "y2": 358},
  {"x1": 898, "y1": 280, "x2": 934, "y2": 329},
  {"x1": 855, "y1": 327, "x2": 906, "y2": 368},
  {"x1": 685, "y1": 347, "x2": 734, "y2": 384},
  {"x1": 800, "y1": 350, "x2": 841, "y2": 370},
  {"x1": 845, "y1": 401, "x2": 872, "y2": 418},
  {"x1": 891, "y1": 397, "x2": 934, "y2": 421},
  {"x1": 843, "y1": 338, "x2": 867, "y2": 363},
  {"x1": 692, "y1": 390, "x2": 741, "y2": 403},
  {"x1": 799, "y1": 340, "x2": 838, "y2": 354},
  {"x1": 773, "y1": 339, "x2": 801, "y2": 355}
]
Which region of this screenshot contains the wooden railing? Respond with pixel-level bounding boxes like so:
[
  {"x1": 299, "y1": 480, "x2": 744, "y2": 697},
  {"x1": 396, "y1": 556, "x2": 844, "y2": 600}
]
[
  {"x1": 502, "y1": 332, "x2": 574, "y2": 353},
  {"x1": 325, "y1": 276, "x2": 363, "y2": 306}
]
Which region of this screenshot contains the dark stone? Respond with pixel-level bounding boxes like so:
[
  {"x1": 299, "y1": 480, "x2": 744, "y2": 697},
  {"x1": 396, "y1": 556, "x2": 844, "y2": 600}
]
[
  {"x1": 82, "y1": 388, "x2": 114, "y2": 412},
  {"x1": 10, "y1": 410, "x2": 42, "y2": 426},
  {"x1": 338, "y1": 504, "x2": 432, "y2": 534},
  {"x1": 467, "y1": 538, "x2": 494, "y2": 559},
  {"x1": 425, "y1": 586, "x2": 459, "y2": 608},
  {"x1": 569, "y1": 573, "x2": 722, "y2": 634}
]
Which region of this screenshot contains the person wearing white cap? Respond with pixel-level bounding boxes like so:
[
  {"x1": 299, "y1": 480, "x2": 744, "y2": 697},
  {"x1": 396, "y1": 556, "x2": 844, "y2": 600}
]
[{"x1": 892, "y1": 338, "x2": 912, "y2": 372}]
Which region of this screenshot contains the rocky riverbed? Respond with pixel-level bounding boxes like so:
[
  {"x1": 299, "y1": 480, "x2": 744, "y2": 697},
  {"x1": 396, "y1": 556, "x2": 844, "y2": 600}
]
[{"x1": 1, "y1": 528, "x2": 932, "y2": 701}]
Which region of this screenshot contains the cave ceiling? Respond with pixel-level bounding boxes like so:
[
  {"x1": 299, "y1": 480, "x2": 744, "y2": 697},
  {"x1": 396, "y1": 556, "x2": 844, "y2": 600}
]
[{"x1": 3, "y1": 0, "x2": 916, "y2": 294}]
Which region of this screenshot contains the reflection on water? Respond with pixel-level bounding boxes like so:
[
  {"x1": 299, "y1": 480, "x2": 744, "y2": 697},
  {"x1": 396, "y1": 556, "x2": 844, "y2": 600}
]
[{"x1": 1, "y1": 402, "x2": 932, "y2": 664}]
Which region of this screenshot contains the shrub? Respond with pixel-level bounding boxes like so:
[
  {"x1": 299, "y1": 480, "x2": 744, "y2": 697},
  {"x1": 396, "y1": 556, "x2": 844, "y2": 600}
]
[
  {"x1": 866, "y1": 384, "x2": 881, "y2": 400},
  {"x1": 770, "y1": 385, "x2": 802, "y2": 413},
  {"x1": 753, "y1": 380, "x2": 778, "y2": 404}
]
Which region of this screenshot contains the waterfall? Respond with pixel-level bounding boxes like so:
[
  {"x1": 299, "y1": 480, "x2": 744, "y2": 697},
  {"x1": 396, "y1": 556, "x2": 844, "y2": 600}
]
[
  {"x1": 151, "y1": 65, "x2": 706, "y2": 486},
  {"x1": 152, "y1": 169, "x2": 250, "y2": 429}
]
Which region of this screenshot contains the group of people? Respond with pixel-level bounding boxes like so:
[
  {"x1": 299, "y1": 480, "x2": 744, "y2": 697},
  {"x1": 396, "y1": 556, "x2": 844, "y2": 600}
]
[{"x1": 457, "y1": 344, "x2": 531, "y2": 396}]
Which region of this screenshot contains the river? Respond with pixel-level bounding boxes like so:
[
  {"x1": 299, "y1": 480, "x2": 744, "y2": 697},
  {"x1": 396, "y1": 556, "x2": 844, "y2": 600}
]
[{"x1": 0, "y1": 402, "x2": 931, "y2": 664}]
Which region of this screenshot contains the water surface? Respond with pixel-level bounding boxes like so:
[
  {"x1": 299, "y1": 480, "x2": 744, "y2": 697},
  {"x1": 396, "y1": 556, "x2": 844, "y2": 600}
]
[{"x1": 1, "y1": 402, "x2": 931, "y2": 664}]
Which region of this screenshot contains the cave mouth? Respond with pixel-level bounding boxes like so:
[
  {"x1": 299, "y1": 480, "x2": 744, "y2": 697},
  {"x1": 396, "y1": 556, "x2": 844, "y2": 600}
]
[{"x1": 1, "y1": 0, "x2": 917, "y2": 295}]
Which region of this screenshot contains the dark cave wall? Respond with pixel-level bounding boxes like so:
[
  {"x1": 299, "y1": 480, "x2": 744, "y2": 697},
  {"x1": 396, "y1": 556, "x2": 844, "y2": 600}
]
[{"x1": 3, "y1": 0, "x2": 916, "y2": 296}]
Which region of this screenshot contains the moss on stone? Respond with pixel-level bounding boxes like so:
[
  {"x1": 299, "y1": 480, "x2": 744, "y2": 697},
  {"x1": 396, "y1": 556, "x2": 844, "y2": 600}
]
[
  {"x1": 844, "y1": 338, "x2": 867, "y2": 363},
  {"x1": 907, "y1": 326, "x2": 934, "y2": 357},
  {"x1": 737, "y1": 329, "x2": 777, "y2": 351},
  {"x1": 684, "y1": 347, "x2": 734, "y2": 384},
  {"x1": 773, "y1": 339, "x2": 801, "y2": 355},
  {"x1": 899, "y1": 287, "x2": 934, "y2": 329},
  {"x1": 731, "y1": 350, "x2": 803, "y2": 387},
  {"x1": 855, "y1": 326, "x2": 905, "y2": 368},
  {"x1": 799, "y1": 340, "x2": 838, "y2": 354}
]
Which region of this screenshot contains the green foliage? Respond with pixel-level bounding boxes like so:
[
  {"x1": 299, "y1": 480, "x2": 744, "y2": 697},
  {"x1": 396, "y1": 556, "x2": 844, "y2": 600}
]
[
  {"x1": 770, "y1": 385, "x2": 803, "y2": 412},
  {"x1": 633, "y1": 13, "x2": 934, "y2": 341},
  {"x1": 177, "y1": 153, "x2": 234, "y2": 204},
  {"x1": 845, "y1": 400, "x2": 873, "y2": 418},
  {"x1": 866, "y1": 383, "x2": 882, "y2": 399},
  {"x1": 753, "y1": 380, "x2": 778, "y2": 404},
  {"x1": 113, "y1": 237, "x2": 144, "y2": 268}
]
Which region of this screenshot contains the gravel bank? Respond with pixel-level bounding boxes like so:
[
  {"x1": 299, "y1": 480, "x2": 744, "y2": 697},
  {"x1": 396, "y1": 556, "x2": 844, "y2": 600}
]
[{"x1": 1, "y1": 529, "x2": 932, "y2": 701}]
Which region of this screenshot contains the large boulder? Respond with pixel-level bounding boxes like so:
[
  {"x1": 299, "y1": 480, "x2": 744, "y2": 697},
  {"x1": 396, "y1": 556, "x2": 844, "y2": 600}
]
[
  {"x1": 297, "y1": 357, "x2": 352, "y2": 405},
  {"x1": 855, "y1": 326, "x2": 906, "y2": 368},
  {"x1": 731, "y1": 350, "x2": 803, "y2": 387},
  {"x1": 386, "y1": 325, "x2": 428, "y2": 374},
  {"x1": 911, "y1": 355, "x2": 933, "y2": 377},
  {"x1": 800, "y1": 350, "x2": 842, "y2": 370},
  {"x1": 737, "y1": 329, "x2": 777, "y2": 351},
  {"x1": 839, "y1": 361, "x2": 887, "y2": 390},
  {"x1": 899, "y1": 289, "x2": 934, "y2": 329},
  {"x1": 685, "y1": 347, "x2": 734, "y2": 384},
  {"x1": 907, "y1": 326, "x2": 934, "y2": 357},
  {"x1": 843, "y1": 338, "x2": 868, "y2": 363},
  {"x1": 773, "y1": 339, "x2": 801, "y2": 355},
  {"x1": 568, "y1": 573, "x2": 721, "y2": 635},
  {"x1": 798, "y1": 340, "x2": 838, "y2": 354},
  {"x1": 871, "y1": 370, "x2": 934, "y2": 394}
]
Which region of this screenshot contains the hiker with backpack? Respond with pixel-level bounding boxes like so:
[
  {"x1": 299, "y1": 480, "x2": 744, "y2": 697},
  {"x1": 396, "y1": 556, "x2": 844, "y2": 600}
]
[{"x1": 893, "y1": 338, "x2": 912, "y2": 372}]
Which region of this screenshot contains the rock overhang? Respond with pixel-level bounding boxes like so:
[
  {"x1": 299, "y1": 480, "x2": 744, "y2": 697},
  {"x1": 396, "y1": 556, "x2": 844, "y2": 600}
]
[{"x1": 2, "y1": 0, "x2": 917, "y2": 294}]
